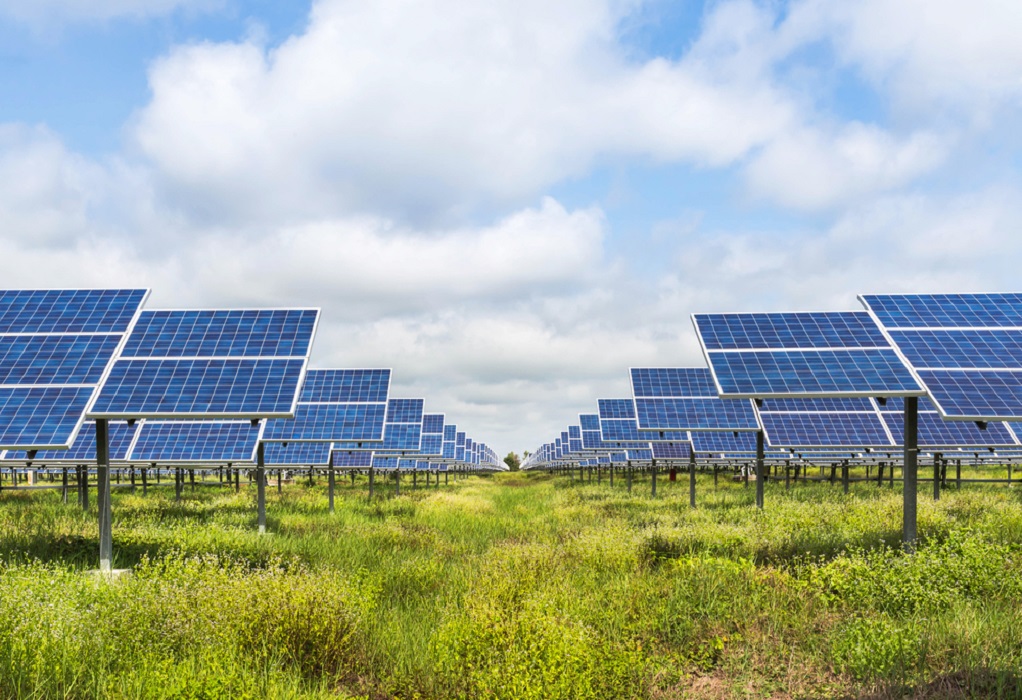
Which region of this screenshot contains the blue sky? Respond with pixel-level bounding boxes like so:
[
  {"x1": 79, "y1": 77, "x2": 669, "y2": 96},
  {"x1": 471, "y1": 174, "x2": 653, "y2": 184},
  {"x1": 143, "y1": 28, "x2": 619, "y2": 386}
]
[{"x1": 1, "y1": 0, "x2": 1021, "y2": 454}]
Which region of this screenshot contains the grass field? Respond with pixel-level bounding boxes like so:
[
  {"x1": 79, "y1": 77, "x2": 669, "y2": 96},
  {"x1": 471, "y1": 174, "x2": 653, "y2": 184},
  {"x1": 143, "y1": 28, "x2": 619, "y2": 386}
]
[{"x1": 0, "y1": 469, "x2": 1021, "y2": 699}]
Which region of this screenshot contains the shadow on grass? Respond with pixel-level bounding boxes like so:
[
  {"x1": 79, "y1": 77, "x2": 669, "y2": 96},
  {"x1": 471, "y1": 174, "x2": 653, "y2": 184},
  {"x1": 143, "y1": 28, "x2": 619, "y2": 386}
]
[{"x1": 856, "y1": 669, "x2": 1022, "y2": 699}]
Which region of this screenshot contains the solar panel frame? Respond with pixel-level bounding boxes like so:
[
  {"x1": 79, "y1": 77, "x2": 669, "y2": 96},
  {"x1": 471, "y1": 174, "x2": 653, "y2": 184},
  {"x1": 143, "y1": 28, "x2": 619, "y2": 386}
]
[
  {"x1": 87, "y1": 307, "x2": 319, "y2": 421},
  {"x1": 861, "y1": 293, "x2": 1022, "y2": 421},
  {"x1": 0, "y1": 288, "x2": 150, "y2": 450},
  {"x1": 693, "y1": 311, "x2": 926, "y2": 399}
]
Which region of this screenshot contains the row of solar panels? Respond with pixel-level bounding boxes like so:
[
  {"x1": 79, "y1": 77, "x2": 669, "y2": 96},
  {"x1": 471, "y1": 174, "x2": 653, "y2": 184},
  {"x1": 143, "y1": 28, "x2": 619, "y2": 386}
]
[
  {"x1": 525, "y1": 293, "x2": 1022, "y2": 469},
  {"x1": 0, "y1": 289, "x2": 502, "y2": 471}
]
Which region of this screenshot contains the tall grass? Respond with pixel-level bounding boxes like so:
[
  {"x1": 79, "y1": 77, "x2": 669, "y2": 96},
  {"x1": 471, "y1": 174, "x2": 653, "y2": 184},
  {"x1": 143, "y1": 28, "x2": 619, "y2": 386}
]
[{"x1": 0, "y1": 471, "x2": 1020, "y2": 697}]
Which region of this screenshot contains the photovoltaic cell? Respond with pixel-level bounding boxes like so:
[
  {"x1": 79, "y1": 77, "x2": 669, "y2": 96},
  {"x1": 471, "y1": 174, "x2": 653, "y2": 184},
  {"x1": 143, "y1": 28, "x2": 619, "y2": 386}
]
[
  {"x1": 92, "y1": 359, "x2": 305, "y2": 417},
  {"x1": 598, "y1": 399, "x2": 635, "y2": 419},
  {"x1": 332, "y1": 450, "x2": 373, "y2": 468},
  {"x1": 262, "y1": 403, "x2": 386, "y2": 442},
  {"x1": 422, "y1": 414, "x2": 445, "y2": 435},
  {"x1": 128, "y1": 421, "x2": 261, "y2": 462},
  {"x1": 0, "y1": 289, "x2": 148, "y2": 449},
  {"x1": 0, "y1": 289, "x2": 147, "y2": 334},
  {"x1": 862, "y1": 293, "x2": 1022, "y2": 420},
  {"x1": 635, "y1": 398, "x2": 759, "y2": 431},
  {"x1": 4, "y1": 421, "x2": 138, "y2": 462},
  {"x1": 761, "y1": 412, "x2": 891, "y2": 448},
  {"x1": 652, "y1": 442, "x2": 693, "y2": 460},
  {"x1": 90, "y1": 307, "x2": 317, "y2": 420},
  {"x1": 696, "y1": 312, "x2": 889, "y2": 350},
  {"x1": 299, "y1": 368, "x2": 390, "y2": 403},
  {"x1": 631, "y1": 367, "x2": 718, "y2": 397},
  {"x1": 263, "y1": 441, "x2": 332, "y2": 466}
]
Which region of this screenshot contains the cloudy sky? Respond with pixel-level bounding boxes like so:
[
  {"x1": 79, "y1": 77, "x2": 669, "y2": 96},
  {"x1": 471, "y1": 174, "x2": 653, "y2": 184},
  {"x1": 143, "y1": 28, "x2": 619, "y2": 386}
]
[{"x1": 2, "y1": 0, "x2": 1020, "y2": 456}]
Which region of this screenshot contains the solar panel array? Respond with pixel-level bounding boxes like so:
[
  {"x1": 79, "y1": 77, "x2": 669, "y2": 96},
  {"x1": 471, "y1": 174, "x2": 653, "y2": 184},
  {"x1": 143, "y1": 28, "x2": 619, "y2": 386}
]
[
  {"x1": 90, "y1": 308, "x2": 318, "y2": 419},
  {"x1": 0, "y1": 289, "x2": 148, "y2": 449},
  {"x1": 693, "y1": 312, "x2": 924, "y2": 398},
  {"x1": 862, "y1": 294, "x2": 1022, "y2": 421}
]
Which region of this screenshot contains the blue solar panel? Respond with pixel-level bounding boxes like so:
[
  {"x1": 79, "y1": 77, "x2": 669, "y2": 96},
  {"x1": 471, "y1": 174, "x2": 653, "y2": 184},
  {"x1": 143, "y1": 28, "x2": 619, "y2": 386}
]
[
  {"x1": 128, "y1": 421, "x2": 260, "y2": 462},
  {"x1": 579, "y1": 414, "x2": 600, "y2": 431},
  {"x1": 600, "y1": 418, "x2": 644, "y2": 442},
  {"x1": 92, "y1": 359, "x2": 305, "y2": 417},
  {"x1": 692, "y1": 431, "x2": 759, "y2": 453},
  {"x1": 862, "y1": 293, "x2": 1022, "y2": 420},
  {"x1": 569, "y1": 438, "x2": 582, "y2": 452},
  {"x1": 373, "y1": 456, "x2": 399, "y2": 469},
  {"x1": 5, "y1": 421, "x2": 138, "y2": 462},
  {"x1": 456, "y1": 432, "x2": 465, "y2": 446},
  {"x1": 758, "y1": 397, "x2": 875, "y2": 412},
  {"x1": 652, "y1": 442, "x2": 692, "y2": 459},
  {"x1": 635, "y1": 398, "x2": 760, "y2": 431},
  {"x1": 263, "y1": 441, "x2": 332, "y2": 466},
  {"x1": 0, "y1": 387, "x2": 95, "y2": 448},
  {"x1": 882, "y1": 410, "x2": 1019, "y2": 448},
  {"x1": 442, "y1": 440, "x2": 456, "y2": 459},
  {"x1": 121, "y1": 309, "x2": 316, "y2": 358},
  {"x1": 387, "y1": 399, "x2": 424, "y2": 424},
  {"x1": 916, "y1": 370, "x2": 1022, "y2": 420},
  {"x1": 443, "y1": 425, "x2": 457, "y2": 441},
  {"x1": 0, "y1": 335, "x2": 122, "y2": 385},
  {"x1": 263, "y1": 403, "x2": 386, "y2": 442},
  {"x1": 888, "y1": 330, "x2": 1022, "y2": 370},
  {"x1": 626, "y1": 449, "x2": 653, "y2": 461},
  {"x1": 420, "y1": 434, "x2": 443, "y2": 455},
  {"x1": 0, "y1": 289, "x2": 148, "y2": 449},
  {"x1": 696, "y1": 312, "x2": 889, "y2": 350},
  {"x1": 379, "y1": 422, "x2": 422, "y2": 451},
  {"x1": 708, "y1": 349, "x2": 920, "y2": 397},
  {"x1": 761, "y1": 412, "x2": 892, "y2": 448},
  {"x1": 422, "y1": 413, "x2": 445, "y2": 435},
  {"x1": 568, "y1": 425, "x2": 581, "y2": 439},
  {"x1": 581, "y1": 430, "x2": 604, "y2": 450},
  {"x1": 299, "y1": 368, "x2": 390, "y2": 403},
  {"x1": 863, "y1": 293, "x2": 1022, "y2": 329},
  {"x1": 332, "y1": 450, "x2": 373, "y2": 468},
  {"x1": 631, "y1": 367, "x2": 717, "y2": 397},
  {"x1": 598, "y1": 399, "x2": 635, "y2": 419},
  {"x1": 0, "y1": 289, "x2": 147, "y2": 334}
]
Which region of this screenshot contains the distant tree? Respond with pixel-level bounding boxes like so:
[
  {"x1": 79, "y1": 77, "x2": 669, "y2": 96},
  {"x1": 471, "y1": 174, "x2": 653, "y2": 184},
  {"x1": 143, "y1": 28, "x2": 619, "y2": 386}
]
[{"x1": 504, "y1": 451, "x2": 521, "y2": 471}]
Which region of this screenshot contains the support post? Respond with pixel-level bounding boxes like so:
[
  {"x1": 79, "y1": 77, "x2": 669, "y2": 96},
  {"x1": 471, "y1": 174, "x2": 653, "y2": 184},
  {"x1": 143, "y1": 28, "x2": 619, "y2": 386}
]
[
  {"x1": 903, "y1": 396, "x2": 919, "y2": 550},
  {"x1": 956, "y1": 459, "x2": 961, "y2": 490},
  {"x1": 395, "y1": 468, "x2": 400, "y2": 496},
  {"x1": 651, "y1": 461, "x2": 657, "y2": 497},
  {"x1": 626, "y1": 466, "x2": 632, "y2": 493},
  {"x1": 96, "y1": 419, "x2": 113, "y2": 573},
  {"x1": 277, "y1": 469, "x2": 282, "y2": 494},
  {"x1": 369, "y1": 466, "x2": 375, "y2": 497},
  {"x1": 756, "y1": 430, "x2": 765, "y2": 510},
  {"x1": 328, "y1": 466, "x2": 335, "y2": 514},
  {"x1": 234, "y1": 465, "x2": 240, "y2": 493},
  {"x1": 80, "y1": 465, "x2": 89, "y2": 510},
  {"x1": 689, "y1": 452, "x2": 696, "y2": 508},
  {"x1": 61, "y1": 468, "x2": 68, "y2": 504},
  {"x1": 257, "y1": 442, "x2": 267, "y2": 534},
  {"x1": 610, "y1": 465, "x2": 614, "y2": 487},
  {"x1": 933, "y1": 453, "x2": 942, "y2": 501},
  {"x1": 142, "y1": 466, "x2": 148, "y2": 496},
  {"x1": 842, "y1": 460, "x2": 849, "y2": 494}
]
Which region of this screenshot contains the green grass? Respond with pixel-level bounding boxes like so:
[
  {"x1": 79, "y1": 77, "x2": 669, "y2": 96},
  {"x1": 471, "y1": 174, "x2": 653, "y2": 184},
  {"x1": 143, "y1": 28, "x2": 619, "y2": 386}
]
[{"x1": 1, "y1": 470, "x2": 1022, "y2": 698}]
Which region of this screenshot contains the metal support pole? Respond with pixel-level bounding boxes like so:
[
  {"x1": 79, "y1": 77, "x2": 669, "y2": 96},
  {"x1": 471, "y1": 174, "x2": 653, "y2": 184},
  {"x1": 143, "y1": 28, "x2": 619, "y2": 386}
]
[
  {"x1": 277, "y1": 469, "x2": 282, "y2": 494},
  {"x1": 369, "y1": 466, "x2": 375, "y2": 497},
  {"x1": 610, "y1": 465, "x2": 614, "y2": 487},
  {"x1": 956, "y1": 459, "x2": 961, "y2": 490},
  {"x1": 785, "y1": 460, "x2": 790, "y2": 490},
  {"x1": 190, "y1": 469, "x2": 195, "y2": 492},
  {"x1": 328, "y1": 466, "x2": 335, "y2": 514},
  {"x1": 80, "y1": 465, "x2": 88, "y2": 510},
  {"x1": 933, "y1": 453, "x2": 942, "y2": 501},
  {"x1": 689, "y1": 452, "x2": 696, "y2": 508},
  {"x1": 651, "y1": 461, "x2": 657, "y2": 497},
  {"x1": 96, "y1": 419, "x2": 113, "y2": 573},
  {"x1": 842, "y1": 460, "x2": 849, "y2": 494},
  {"x1": 61, "y1": 468, "x2": 68, "y2": 504},
  {"x1": 756, "y1": 430, "x2": 765, "y2": 510},
  {"x1": 903, "y1": 396, "x2": 919, "y2": 550},
  {"x1": 234, "y1": 465, "x2": 240, "y2": 493},
  {"x1": 395, "y1": 468, "x2": 400, "y2": 496},
  {"x1": 257, "y1": 442, "x2": 267, "y2": 534},
  {"x1": 413, "y1": 470, "x2": 417, "y2": 489},
  {"x1": 175, "y1": 468, "x2": 182, "y2": 501},
  {"x1": 142, "y1": 466, "x2": 148, "y2": 496}
]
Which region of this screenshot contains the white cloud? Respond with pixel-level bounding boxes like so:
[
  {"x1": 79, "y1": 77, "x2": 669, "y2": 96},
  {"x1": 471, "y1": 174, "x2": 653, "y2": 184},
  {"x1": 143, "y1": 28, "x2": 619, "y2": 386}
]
[
  {"x1": 744, "y1": 122, "x2": 948, "y2": 210},
  {"x1": 783, "y1": 0, "x2": 1022, "y2": 120},
  {"x1": 131, "y1": 0, "x2": 796, "y2": 224}
]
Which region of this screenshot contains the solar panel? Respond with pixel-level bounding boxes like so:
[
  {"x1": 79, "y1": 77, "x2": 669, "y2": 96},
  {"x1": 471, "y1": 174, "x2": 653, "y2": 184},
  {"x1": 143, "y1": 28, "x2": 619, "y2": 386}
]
[
  {"x1": 262, "y1": 369, "x2": 389, "y2": 443},
  {"x1": 693, "y1": 311, "x2": 924, "y2": 398},
  {"x1": 374, "y1": 399, "x2": 424, "y2": 452},
  {"x1": 760, "y1": 411, "x2": 892, "y2": 449},
  {"x1": 3, "y1": 421, "x2": 138, "y2": 462},
  {"x1": 0, "y1": 289, "x2": 149, "y2": 449},
  {"x1": 331, "y1": 450, "x2": 373, "y2": 468},
  {"x1": 862, "y1": 293, "x2": 1022, "y2": 421},
  {"x1": 128, "y1": 420, "x2": 263, "y2": 463},
  {"x1": 263, "y1": 441, "x2": 332, "y2": 466},
  {"x1": 652, "y1": 442, "x2": 692, "y2": 459},
  {"x1": 876, "y1": 397, "x2": 1020, "y2": 448},
  {"x1": 89, "y1": 308, "x2": 318, "y2": 419}
]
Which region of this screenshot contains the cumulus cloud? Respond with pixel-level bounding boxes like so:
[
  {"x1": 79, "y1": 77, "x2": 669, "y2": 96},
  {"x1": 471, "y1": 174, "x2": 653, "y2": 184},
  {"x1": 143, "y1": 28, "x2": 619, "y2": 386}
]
[{"x1": 131, "y1": 0, "x2": 796, "y2": 224}]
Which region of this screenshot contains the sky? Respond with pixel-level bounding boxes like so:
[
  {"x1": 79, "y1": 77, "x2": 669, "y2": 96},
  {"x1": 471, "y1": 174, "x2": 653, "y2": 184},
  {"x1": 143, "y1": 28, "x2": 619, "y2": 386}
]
[{"x1": 2, "y1": 0, "x2": 1022, "y2": 457}]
